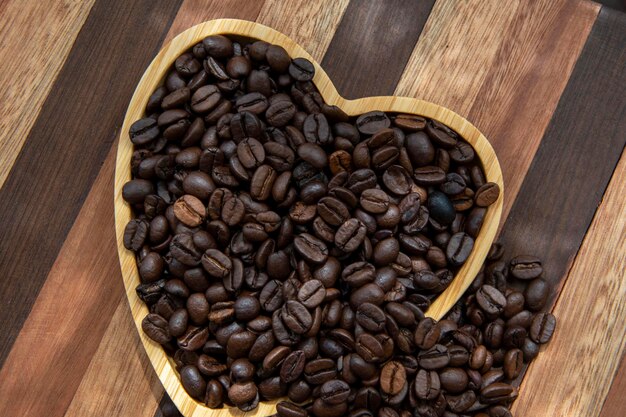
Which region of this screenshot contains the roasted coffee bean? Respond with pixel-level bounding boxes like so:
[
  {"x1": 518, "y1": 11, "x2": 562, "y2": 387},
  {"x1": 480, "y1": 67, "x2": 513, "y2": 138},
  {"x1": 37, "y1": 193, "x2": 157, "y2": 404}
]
[
  {"x1": 414, "y1": 369, "x2": 440, "y2": 400},
  {"x1": 304, "y1": 358, "x2": 337, "y2": 385},
  {"x1": 282, "y1": 300, "x2": 313, "y2": 334},
  {"x1": 237, "y1": 138, "x2": 265, "y2": 169},
  {"x1": 530, "y1": 312, "x2": 556, "y2": 344},
  {"x1": 475, "y1": 182, "x2": 500, "y2": 207},
  {"x1": 294, "y1": 233, "x2": 329, "y2": 264},
  {"x1": 356, "y1": 303, "x2": 386, "y2": 332},
  {"x1": 297, "y1": 279, "x2": 326, "y2": 308},
  {"x1": 251, "y1": 164, "x2": 276, "y2": 201},
  {"x1": 380, "y1": 361, "x2": 407, "y2": 395},
  {"x1": 446, "y1": 232, "x2": 474, "y2": 266},
  {"x1": 289, "y1": 57, "x2": 315, "y2": 81},
  {"x1": 525, "y1": 278, "x2": 550, "y2": 311},
  {"x1": 418, "y1": 344, "x2": 450, "y2": 370},
  {"x1": 476, "y1": 285, "x2": 507, "y2": 315},
  {"x1": 201, "y1": 249, "x2": 232, "y2": 278},
  {"x1": 335, "y1": 218, "x2": 366, "y2": 252},
  {"x1": 356, "y1": 111, "x2": 390, "y2": 135},
  {"x1": 277, "y1": 401, "x2": 308, "y2": 417},
  {"x1": 173, "y1": 195, "x2": 205, "y2": 227},
  {"x1": 142, "y1": 313, "x2": 170, "y2": 344},
  {"x1": 414, "y1": 318, "x2": 441, "y2": 350},
  {"x1": 180, "y1": 365, "x2": 206, "y2": 399},
  {"x1": 509, "y1": 255, "x2": 543, "y2": 280},
  {"x1": 318, "y1": 196, "x2": 350, "y2": 226}
]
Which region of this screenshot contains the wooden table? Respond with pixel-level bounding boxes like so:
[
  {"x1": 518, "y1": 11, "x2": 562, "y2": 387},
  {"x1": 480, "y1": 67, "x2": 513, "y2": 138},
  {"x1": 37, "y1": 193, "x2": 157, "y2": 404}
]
[{"x1": 0, "y1": 1, "x2": 623, "y2": 416}]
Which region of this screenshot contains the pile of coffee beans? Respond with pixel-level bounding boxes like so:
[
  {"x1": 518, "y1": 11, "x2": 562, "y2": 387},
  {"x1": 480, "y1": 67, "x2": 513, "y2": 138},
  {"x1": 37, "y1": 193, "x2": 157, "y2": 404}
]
[{"x1": 122, "y1": 34, "x2": 555, "y2": 417}]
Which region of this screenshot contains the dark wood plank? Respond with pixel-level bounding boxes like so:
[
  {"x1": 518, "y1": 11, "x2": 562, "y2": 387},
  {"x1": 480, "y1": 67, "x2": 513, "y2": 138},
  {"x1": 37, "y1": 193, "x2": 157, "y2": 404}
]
[
  {"x1": 0, "y1": 147, "x2": 124, "y2": 417},
  {"x1": 498, "y1": 5, "x2": 626, "y2": 302},
  {"x1": 0, "y1": 0, "x2": 183, "y2": 368},
  {"x1": 321, "y1": 0, "x2": 436, "y2": 98}
]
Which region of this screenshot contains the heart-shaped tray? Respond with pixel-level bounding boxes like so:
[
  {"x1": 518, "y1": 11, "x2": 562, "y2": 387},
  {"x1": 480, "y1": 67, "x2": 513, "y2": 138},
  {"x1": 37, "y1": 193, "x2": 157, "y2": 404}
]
[{"x1": 114, "y1": 18, "x2": 503, "y2": 417}]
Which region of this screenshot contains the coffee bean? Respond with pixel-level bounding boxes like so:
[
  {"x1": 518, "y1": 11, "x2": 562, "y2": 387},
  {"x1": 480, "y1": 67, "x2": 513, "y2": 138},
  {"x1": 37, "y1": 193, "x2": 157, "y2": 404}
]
[
  {"x1": 298, "y1": 142, "x2": 328, "y2": 169},
  {"x1": 414, "y1": 369, "x2": 440, "y2": 400},
  {"x1": 446, "y1": 232, "x2": 474, "y2": 266},
  {"x1": 277, "y1": 401, "x2": 308, "y2": 417},
  {"x1": 356, "y1": 303, "x2": 386, "y2": 332},
  {"x1": 280, "y1": 350, "x2": 306, "y2": 383},
  {"x1": 476, "y1": 285, "x2": 507, "y2": 315},
  {"x1": 335, "y1": 218, "x2": 366, "y2": 252},
  {"x1": 289, "y1": 57, "x2": 315, "y2": 81},
  {"x1": 418, "y1": 344, "x2": 450, "y2": 370},
  {"x1": 475, "y1": 182, "x2": 500, "y2": 207},
  {"x1": 360, "y1": 189, "x2": 390, "y2": 214},
  {"x1": 173, "y1": 195, "x2": 205, "y2": 227},
  {"x1": 251, "y1": 164, "x2": 277, "y2": 201},
  {"x1": 530, "y1": 312, "x2": 556, "y2": 344},
  {"x1": 380, "y1": 361, "x2": 406, "y2": 395},
  {"x1": 356, "y1": 111, "x2": 390, "y2": 135},
  {"x1": 525, "y1": 278, "x2": 550, "y2": 311},
  {"x1": 510, "y1": 255, "x2": 543, "y2": 280},
  {"x1": 201, "y1": 249, "x2": 232, "y2": 278},
  {"x1": 298, "y1": 279, "x2": 326, "y2": 308},
  {"x1": 180, "y1": 365, "x2": 206, "y2": 399},
  {"x1": 294, "y1": 233, "x2": 329, "y2": 265},
  {"x1": 142, "y1": 313, "x2": 170, "y2": 344}
]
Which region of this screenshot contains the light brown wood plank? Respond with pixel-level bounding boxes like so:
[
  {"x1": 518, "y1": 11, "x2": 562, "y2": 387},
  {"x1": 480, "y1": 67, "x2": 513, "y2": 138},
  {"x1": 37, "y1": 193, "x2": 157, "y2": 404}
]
[
  {"x1": 0, "y1": 0, "x2": 96, "y2": 187},
  {"x1": 0, "y1": 146, "x2": 120, "y2": 417},
  {"x1": 466, "y1": 0, "x2": 598, "y2": 221},
  {"x1": 62, "y1": 295, "x2": 162, "y2": 417},
  {"x1": 163, "y1": 0, "x2": 266, "y2": 45},
  {"x1": 256, "y1": 0, "x2": 350, "y2": 62},
  {"x1": 395, "y1": 0, "x2": 598, "y2": 221},
  {"x1": 511, "y1": 149, "x2": 626, "y2": 416}
]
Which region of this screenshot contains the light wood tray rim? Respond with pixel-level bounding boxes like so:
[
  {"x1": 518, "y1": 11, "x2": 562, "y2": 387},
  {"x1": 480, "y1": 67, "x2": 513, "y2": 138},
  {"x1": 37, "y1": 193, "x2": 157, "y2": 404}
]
[{"x1": 114, "y1": 18, "x2": 504, "y2": 417}]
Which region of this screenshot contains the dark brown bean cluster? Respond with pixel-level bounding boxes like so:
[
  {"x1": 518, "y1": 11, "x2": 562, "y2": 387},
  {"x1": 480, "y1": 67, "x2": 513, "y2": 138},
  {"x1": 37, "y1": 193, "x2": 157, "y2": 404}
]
[{"x1": 122, "y1": 34, "x2": 554, "y2": 417}]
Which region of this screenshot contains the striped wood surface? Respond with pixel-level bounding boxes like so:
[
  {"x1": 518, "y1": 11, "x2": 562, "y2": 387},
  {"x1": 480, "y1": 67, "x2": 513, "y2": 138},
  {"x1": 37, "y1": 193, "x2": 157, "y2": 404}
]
[{"x1": 0, "y1": 1, "x2": 624, "y2": 416}]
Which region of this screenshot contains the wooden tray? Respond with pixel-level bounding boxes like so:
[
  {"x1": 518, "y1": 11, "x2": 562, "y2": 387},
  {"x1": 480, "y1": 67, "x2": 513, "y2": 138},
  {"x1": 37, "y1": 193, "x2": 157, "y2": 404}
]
[{"x1": 114, "y1": 18, "x2": 503, "y2": 417}]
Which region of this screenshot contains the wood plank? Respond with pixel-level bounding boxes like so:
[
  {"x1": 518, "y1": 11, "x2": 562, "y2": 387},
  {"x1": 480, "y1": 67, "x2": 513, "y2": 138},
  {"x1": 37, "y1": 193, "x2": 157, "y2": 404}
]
[
  {"x1": 0, "y1": 0, "x2": 96, "y2": 187},
  {"x1": 511, "y1": 148, "x2": 626, "y2": 416},
  {"x1": 321, "y1": 0, "x2": 436, "y2": 98},
  {"x1": 256, "y1": 0, "x2": 350, "y2": 62},
  {"x1": 599, "y1": 351, "x2": 626, "y2": 417},
  {"x1": 467, "y1": 0, "x2": 598, "y2": 220},
  {"x1": 163, "y1": 0, "x2": 266, "y2": 45},
  {"x1": 0, "y1": 147, "x2": 120, "y2": 417},
  {"x1": 0, "y1": 0, "x2": 182, "y2": 368},
  {"x1": 62, "y1": 295, "x2": 163, "y2": 417},
  {"x1": 498, "y1": 5, "x2": 626, "y2": 303},
  {"x1": 395, "y1": 0, "x2": 598, "y2": 220}
]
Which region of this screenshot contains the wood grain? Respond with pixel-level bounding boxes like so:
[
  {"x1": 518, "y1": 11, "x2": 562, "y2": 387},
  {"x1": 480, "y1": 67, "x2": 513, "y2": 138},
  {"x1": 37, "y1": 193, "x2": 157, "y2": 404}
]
[
  {"x1": 114, "y1": 19, "x2": 502, "y2": 417},
  {"x1": 600, "y1": 352, "x2": 626, "y2": 417},
  {"x1": 466, "y1": 0, "x2": 598, "y2": 221},
  {"x1": 256, "y1": 0, "x2": 350, "y2": 62},
  {"x1": 0, "y1": 147, "x2": 120, "y2": 417},
  {"x1": 321, "y1": 0, "x2": 436, "y2": 99},
  {"x1": 62, "y1": 295, "x2": 163, "y2": 417},
  {"x1": 0, "y1": 0, "x2": 182, "y2": 369},
  {"x1": 163, "y1": 0, "x2": 266, "y2": 45},
  {"x1": 511, "y1": 149, "x2": 626, "y2": 416},
  {"x1": 498, "y1": 5, "x2": 626, "y2": 303},
  {"x1": 395, "y1": 0, "x2": 598, "y2": 221},
  {"x1": 0, "y1": 0, "x2": 96, "y2": 187}
]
